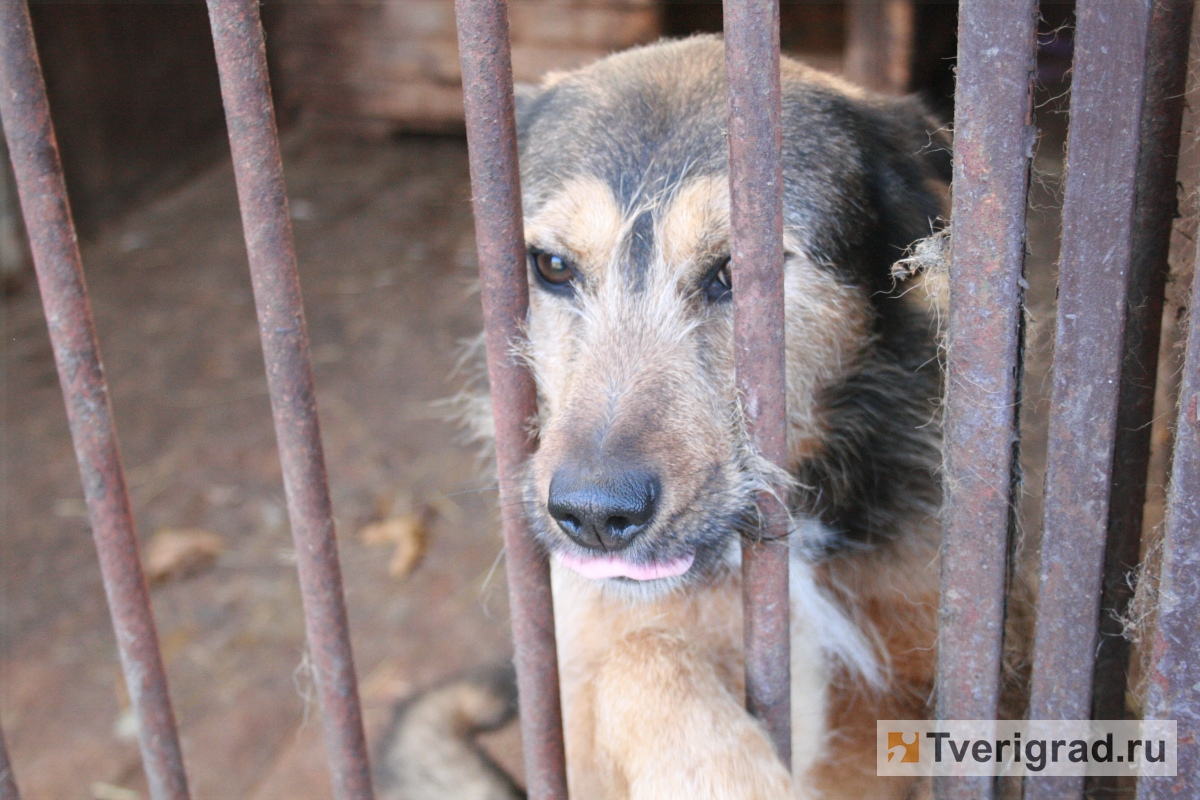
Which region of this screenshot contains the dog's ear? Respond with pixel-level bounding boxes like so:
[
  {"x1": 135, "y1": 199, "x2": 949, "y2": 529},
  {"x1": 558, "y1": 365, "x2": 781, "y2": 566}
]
[{"x1": 858, "y1": 96, "x2": 952, "y2": 286}]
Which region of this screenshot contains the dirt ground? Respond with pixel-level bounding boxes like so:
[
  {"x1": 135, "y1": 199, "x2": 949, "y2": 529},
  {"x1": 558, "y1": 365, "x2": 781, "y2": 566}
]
[{"x1": 1, "y1": 134, "x2": 522, "y2": 799}]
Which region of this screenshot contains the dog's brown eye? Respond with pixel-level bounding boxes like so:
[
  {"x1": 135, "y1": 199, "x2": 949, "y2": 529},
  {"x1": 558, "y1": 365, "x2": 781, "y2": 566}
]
[
  {"x1": 703, "y1": 257, "x2": 732, "y2": 303},
  {"x1": 530, "y1": 249, "x2": 577, "y2": 294}
]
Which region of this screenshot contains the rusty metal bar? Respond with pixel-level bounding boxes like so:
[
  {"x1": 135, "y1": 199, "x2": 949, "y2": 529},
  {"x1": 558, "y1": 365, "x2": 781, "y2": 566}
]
[
  {"x1": 1092, "y1": 0, "x2": 1193, "y2": 728},
  {"x1": 723, "y1": 0, "x2": 791, "y2": 768},
  {"x1": 0, "y1": 721, "x2": 20, "y2": 800},
  {"x1": 453, "y1": 2, "x2": 568, "y2": 798},
  {"x1": 1136, "y1": 137, "x2": 1200, "y2": 800},
  {"x1": 933, "y1": 2, "x2": 1038, "y2": 799},
  {"x1": 0, "y1": 2, "x2": 191, "y2": 799},
  {"x1": 1026, "y1": 1, "x2": 1154, "y2": 798},
  {"x1": 204, "y1": 1, "x2": 373, "y2": 797}
]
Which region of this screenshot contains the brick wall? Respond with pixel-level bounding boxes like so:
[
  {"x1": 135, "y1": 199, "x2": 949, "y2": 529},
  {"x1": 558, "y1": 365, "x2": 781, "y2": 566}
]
[{"x1": 271, "y1": 1, "x2": 661, "y2": 134}]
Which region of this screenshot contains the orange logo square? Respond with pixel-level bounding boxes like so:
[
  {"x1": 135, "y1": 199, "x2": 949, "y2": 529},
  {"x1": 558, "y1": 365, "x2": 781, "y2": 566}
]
[{"x1": 887, "y1": 731, "x2": 920, "y2": 763}]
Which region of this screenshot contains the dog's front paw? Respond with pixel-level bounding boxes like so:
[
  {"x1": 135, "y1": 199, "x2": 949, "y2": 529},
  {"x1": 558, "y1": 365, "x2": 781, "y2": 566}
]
[{"x1": 591, "y1": 628, "x2": 795, "y2": 800}]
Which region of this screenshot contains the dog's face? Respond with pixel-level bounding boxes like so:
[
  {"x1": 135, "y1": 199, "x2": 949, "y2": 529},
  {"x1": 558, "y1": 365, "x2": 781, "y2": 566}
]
[{"x1": 512, "y1": 37, "x2": 947, "y2": 592}]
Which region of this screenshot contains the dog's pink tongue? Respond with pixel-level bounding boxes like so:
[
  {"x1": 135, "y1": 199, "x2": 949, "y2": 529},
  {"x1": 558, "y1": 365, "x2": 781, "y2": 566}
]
[{"x1": 556, "y1": 550, "x2": 695, "y2": 581}]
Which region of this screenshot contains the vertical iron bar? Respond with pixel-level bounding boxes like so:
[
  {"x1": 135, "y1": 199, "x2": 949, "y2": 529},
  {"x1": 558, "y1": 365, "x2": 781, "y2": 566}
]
[
  {"x1": 0, "y1": 721, "x2": 19, "y2": 800},
  {"x1": 933, "y1": 2, "x2": 1038, "y2": 799},
  {"x1": 1136, "y1": 134, "x2": 1200, "y2": 800},
  {"x1": 1092, "y1": 0, "x2": 1193, "y2": 726},
  {"x1": 723, "y1": 0, "x2": 791, "y2": 768},
  {"x1": 204, "y1": 2, "x2": 373, "y2": 797},
  {"x1": 453, "y1": 2, "x2": 569, "y2": 798},
  {"x1": 0, "y1": 2, "x2": 190, "y2": 799},
  {"x1": 1026, "y1": 1, "x2": 1154, "y2": 798}
]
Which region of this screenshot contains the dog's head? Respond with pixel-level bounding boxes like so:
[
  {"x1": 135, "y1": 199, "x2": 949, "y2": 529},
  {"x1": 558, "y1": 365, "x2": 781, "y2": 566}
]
[{"x1": 510, "y1": 37, "x2": 948, "y2": 592}]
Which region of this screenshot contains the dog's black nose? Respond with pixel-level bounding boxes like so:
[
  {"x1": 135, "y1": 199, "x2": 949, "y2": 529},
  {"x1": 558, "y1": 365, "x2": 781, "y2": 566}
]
[{"x1": 547, "y1": 467, "x2": 659, "y2": 552}]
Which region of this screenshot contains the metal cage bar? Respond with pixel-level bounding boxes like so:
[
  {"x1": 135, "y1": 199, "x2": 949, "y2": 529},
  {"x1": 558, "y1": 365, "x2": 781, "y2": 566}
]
[
  {"x1": 722, "y1": 0, "x2": 792, "y2": 766},
  {"x1": 0, "y1": 721, "x2": 20, "y2": 800},
  {"x1": 1092, "y1": 0, "x2": 1193, "y2": 726},
  {"x1": 0, "y1": 2, "x2": 191, "y2": 798},
  {"x1": 933, "y1": 1, "x2": 1038, "y2": 798},
  {"x1": 1080, "y1": 4, "x2": 1193, "y2": 797},
  {"x1": 452, "y1": 2, "x2": 569, "y2": 798},
  {"x1": 204, "y1": 1, "x2": 374, "y2": 797},
  {"x1": 2, "y1": 0, "x2": 1196, "y2": 795},
  {"x1": 1026, "y1": 1, "x2": 1155, "y2": 798},
  {"x1": 1136, "y1": 126, "x2": 1200, "y2": 800}
]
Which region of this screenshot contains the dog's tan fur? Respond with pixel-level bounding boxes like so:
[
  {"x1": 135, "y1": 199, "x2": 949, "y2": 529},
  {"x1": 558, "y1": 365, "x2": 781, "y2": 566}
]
[{"x1": 379, "y1": 36, "x2": 951, "y2": 800}]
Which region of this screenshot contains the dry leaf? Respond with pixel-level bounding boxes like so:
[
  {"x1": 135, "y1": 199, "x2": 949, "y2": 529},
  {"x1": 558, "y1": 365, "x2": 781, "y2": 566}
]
[
  {"x1": 144, "y1": 528, "x2": 224, "y2": 584},
  {"x1": 388, "y1": 522, "x2": 426, "y2": 579},
  {"x1": 91, "y1": 783, "x2": 140, "y2": 800},
  {"x1": 358, "y1": 658, "x2": 412, "y2": 703},
  {"x1": 357, "y1": 510, "x2": 431, "y2": 580}
]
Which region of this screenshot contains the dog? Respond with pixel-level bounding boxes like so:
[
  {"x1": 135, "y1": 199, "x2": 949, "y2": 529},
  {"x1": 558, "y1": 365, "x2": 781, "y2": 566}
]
[{"x1": 377, "y1": 35, "x2": 951, "y2": 799}]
